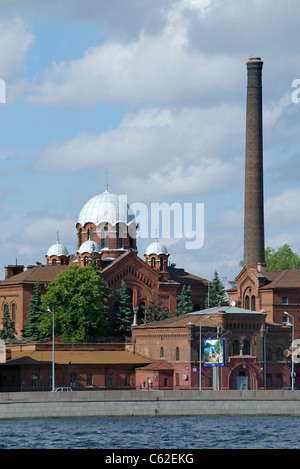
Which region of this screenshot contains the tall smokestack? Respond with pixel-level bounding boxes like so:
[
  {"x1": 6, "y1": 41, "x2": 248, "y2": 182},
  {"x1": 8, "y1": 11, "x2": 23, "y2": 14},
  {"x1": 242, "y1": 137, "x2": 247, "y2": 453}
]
[{"x1": 243, "y1": 57, "x2": 265, "y2": 270}]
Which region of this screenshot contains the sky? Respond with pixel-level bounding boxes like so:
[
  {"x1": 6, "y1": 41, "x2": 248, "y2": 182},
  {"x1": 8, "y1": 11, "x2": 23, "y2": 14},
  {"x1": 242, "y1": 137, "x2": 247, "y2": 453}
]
[{"x1": 1, "y1": 0, "x2": 300, "y2": 283}]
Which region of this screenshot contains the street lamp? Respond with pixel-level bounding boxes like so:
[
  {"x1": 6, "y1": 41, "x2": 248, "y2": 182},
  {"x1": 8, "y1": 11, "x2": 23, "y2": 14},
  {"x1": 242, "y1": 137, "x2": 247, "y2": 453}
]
[
  {"x1": 199, "y1": 315, "x2": 210, "y2": 390},
  {"x1": 47, "y1": 307, "x2": 55, "y2": 392},
  {"x1": 284, "y1": 311, "x2": 295, "y2": 390}
]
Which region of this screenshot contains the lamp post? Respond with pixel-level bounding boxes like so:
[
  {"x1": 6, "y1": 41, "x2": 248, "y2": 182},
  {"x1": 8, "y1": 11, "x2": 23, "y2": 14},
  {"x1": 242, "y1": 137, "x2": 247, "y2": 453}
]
[
  {"x1": 284, "y1": 311, "x2": 295, "y2": 390},
  {"x1": 199, "y1": 315, "x2": 210, "y2": 391},
  {"x1": 47, "y1": 307, "x2": 55, "y2": 391}
]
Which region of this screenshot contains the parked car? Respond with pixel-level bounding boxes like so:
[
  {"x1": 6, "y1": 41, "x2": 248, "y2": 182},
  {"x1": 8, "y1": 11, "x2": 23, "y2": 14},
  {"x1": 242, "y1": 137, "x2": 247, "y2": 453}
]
[{"x1": 54, "y1": 387, "x2": 72, "y2": 392}]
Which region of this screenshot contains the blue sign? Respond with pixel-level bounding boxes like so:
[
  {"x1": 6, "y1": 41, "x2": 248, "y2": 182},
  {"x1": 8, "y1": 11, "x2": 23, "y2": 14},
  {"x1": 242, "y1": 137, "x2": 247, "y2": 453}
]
[{"x1": 203, "y1": 338, "x2": 225, "y2": 367}]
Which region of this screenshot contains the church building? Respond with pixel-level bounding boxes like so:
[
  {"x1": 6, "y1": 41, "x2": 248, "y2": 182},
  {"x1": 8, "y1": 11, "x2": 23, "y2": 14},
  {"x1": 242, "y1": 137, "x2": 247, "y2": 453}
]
[{"x1": 0, "y1": 182, "x2": 210, "y2": 337}]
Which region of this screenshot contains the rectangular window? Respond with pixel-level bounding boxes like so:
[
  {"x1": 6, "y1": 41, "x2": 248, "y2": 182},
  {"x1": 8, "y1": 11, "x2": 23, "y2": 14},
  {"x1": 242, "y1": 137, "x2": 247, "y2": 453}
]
[
  {"x1": 70, "y1": 374, "x2": 77, "y2": 387},
  {"x1": 266, "y1": 374, "x2": 272, "y2": 388},
  {"x1": 107, "y1": 374, "x2": 114, "y2": 388},
  {"x1": 86, "y1": 374, "x2": 93, "y2": 386},
  {"x1": 276, "y1": 374, "x2": 283, "y2": 388}
]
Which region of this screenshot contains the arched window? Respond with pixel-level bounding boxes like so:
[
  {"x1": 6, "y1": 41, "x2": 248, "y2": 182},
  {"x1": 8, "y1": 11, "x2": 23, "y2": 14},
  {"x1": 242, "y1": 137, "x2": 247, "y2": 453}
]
[
  {"x1": 243, "y1": 340, "x2": 250, "y2": 355},
  {"x1": 31, "y1": 375, "x2": 38, "y2": 388},
  {"x1": 245, "y1": 295, "x2": 249, "y2": 309},
  {"x1": 151, "y1": 257, "x2": 156, "y2": 268},
  {"x1": 11, "y1": 303, "x2": 16, "y2": 322},
  {"x1": 266, "y1": 347, "x2": 272, "y2": 361},
  {"x1": 116, "y1": 226, "x2": 122, "y2": 249},
  {"x1": 88, "y1": 227, "x2": 94, "y2": 240},
  {"x1": 251, "y1": 295, "x2": 255, "y2": 311},
  {"x1": 175, "y1": 347, "x2": 180, "y2": 361},
  {"x1": 159, "y1": 258, "x2": 164, "y2": 271},
  {"x1": 232, "y1": 340, "x2": 239, "y2": 356},
  {"x1": 78, "y1": 228, "x2": 82, "y2": 246},
  {"x1": 126, "y1": 288, "x2": 133, "y2": 309},
  {"x1": 276, "y1": 347, "x2": 283, "y2": 361},
  {"x1": 52, "y1": 259, "x2": 56, "y2": 265},
  {"x1": 160, "y1": 347, "x2": 164, "y2": 358},
  {"x1": 101, "y1": 227, "x2": 109, "y2": 248}
]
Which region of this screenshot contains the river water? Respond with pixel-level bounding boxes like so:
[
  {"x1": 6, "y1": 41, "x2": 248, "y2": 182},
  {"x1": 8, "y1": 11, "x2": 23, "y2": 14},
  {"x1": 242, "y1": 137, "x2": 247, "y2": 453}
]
[{"x1": 0, "y1": 416, "x2": 298, "y2": 449}]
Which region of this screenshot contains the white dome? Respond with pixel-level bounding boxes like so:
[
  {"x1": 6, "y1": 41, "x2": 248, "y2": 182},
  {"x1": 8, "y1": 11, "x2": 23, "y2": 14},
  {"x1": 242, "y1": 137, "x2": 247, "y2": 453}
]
[
  {"x1": 77, "y1": 239, "x2": 101, "y2": 254},
  {"x1": 47, "y1": 241, "x2": 69, "y2": 257},
  {"x1": 77, "y1": 190, "x2": 136, "y2": 227},
  {"x1": 145, "y1": 239, "x2": 169, "y2": 256}
]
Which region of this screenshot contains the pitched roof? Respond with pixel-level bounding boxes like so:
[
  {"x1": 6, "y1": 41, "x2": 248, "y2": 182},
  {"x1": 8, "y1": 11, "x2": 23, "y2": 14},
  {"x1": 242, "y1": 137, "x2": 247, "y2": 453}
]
[
  {"x1": 136, "y1": 360, "x2": 173, "y2": 371},
  {"x1": 0, "y1": 265, "x2": 68, "y2": 285},
  {"x1": 3, "y1": 350, "x2": 151, "y2": 366},
  {"x1": 260, "y1": 269, "x2": 300, "y2": 289},
  {"x1": 135, "y1": 305, "x2": 266, "y2": 329},
  {"x1": 166, "y1": 266, "x2": 210, "y2": 286}
]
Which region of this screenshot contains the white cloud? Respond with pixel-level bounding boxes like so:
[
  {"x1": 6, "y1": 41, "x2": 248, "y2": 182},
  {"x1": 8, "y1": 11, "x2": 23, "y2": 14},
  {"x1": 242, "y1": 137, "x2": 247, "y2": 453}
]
[
  {"x1": 265, "y1": 187, "x2": 300, "y2": 226},
  {"x1": 12, "y1": 2, "x2": 242, "y2": 109},
  {"x1": 36, "y1": 104, "x2": 244, "y2": 200},
  {"x1": 0, "y1": 17, "x2": 34, "y2": 80}
]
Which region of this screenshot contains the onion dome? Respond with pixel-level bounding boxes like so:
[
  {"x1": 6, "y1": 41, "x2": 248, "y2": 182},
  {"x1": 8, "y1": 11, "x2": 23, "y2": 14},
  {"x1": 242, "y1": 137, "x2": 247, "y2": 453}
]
[
  {"x1": 77, "y1": 239, "x2": 100, "y2": 254},
  {"x1": 77, "y1": 190, "x2": 136, "y2": 227}
]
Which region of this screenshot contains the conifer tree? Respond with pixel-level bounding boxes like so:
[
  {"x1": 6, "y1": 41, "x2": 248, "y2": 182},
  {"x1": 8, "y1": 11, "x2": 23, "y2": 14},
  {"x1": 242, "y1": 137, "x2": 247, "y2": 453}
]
[
  {"x1": 205, "y1": 270, "x2": 227, "y2": 308},
  {"x1": 0, "y1": 302, "x2": 17, "y2": 343},
  {"x1": 113, "y1": 280, "x2": 133, "y2": 333},
  {"x1": 22, "y1": 279, "x2": 44, "y2": 342},
  {"x1": 175, "y1": 285, "x2": 193, "y2": 316},
  {"x1": 143, "y1": 293, "x2": 169, "y2": 323}
]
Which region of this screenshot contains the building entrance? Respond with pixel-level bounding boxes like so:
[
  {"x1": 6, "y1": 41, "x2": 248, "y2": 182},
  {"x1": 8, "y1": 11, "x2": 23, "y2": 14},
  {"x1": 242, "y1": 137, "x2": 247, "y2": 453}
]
[{"x1": 236, "y1": 376, "x2": 248, "y2": 390}]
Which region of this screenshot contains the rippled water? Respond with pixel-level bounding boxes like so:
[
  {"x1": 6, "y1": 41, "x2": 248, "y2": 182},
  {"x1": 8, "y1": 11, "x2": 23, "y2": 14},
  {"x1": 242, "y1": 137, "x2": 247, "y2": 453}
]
[{"x1": 0, "y1": 416, "x2": 299, "y2": 449}]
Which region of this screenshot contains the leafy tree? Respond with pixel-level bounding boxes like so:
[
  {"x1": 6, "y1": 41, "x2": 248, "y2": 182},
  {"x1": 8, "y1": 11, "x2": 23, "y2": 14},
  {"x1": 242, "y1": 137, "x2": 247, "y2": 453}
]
[
  {"x1": 0, "y1": 302, "x2": 17, "y2": 343},
  {"x1": 143, "y1": 293, "x2": 170, "y2": 323},
  {"x1": 22, "y1": 279, "x2": 44, "y2": 342},
  {"x1": 175, "y1": 285, "x2": 193, "y2": 316},
  {"x1": 112, "y1": 280, "x2": 133, "y2": 333},
  {"x1": 39, "y1": 264, "x2": 109, "y2": 342},
  {"x1": 240, "y1": 244, "x2": 300, "y2": 272},
  {"x1": 205, "y1": 271, "x2": 227, "y2": 308},
  {"x1": 265, "y1": 244, "x2": 300, "y2": 272}
]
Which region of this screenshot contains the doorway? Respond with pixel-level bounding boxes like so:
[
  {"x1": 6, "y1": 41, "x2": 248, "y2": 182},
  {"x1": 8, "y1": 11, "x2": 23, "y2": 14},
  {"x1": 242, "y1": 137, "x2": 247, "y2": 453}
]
[{"x1": 236, "y1": 375, "x2": 248, "y2": 390}]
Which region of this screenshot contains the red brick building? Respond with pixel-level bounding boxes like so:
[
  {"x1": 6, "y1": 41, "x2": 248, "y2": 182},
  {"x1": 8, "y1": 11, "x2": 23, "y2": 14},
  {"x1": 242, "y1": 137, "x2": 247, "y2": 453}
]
[
  {"x1": 228, "y1": 267, "x2": 300, "y2": 341},
  {"x1": 132, "y1": 306, "x2": 293, "y2": 390},
  {"x1": 0, "y1": 342, "x2": 151, "y2": 391}
]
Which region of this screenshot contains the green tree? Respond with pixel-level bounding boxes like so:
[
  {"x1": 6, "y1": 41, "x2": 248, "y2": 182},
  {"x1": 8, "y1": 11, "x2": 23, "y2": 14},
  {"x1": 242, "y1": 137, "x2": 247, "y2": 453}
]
[
  {"x1": 0, "y1": 302, "x2": 17, "y2": 343},
  {"x1": 205, "y1": 270, "x2": 227, "y2": 308},
  {"x1": 143, "y1": 293, "x2": 170, "y2": 323},
  {"x1": 39, "y1": 264, "x2": 109, "y2": 342},
  {"x1": 175, "y1": 285, "x2": 193, "y2": 316},
  {"x1": 22, "y1": 279, "x2": 44, "y2": 342},
  {"x1": 265, "y1": 244, "x2": 300, "y2": 272},
  {"x1": 112, "y1": 280, "x2": 133, "y2": 333},
  {"x1": 240, "y1": 244, "x2": 300, "y2": 272}
]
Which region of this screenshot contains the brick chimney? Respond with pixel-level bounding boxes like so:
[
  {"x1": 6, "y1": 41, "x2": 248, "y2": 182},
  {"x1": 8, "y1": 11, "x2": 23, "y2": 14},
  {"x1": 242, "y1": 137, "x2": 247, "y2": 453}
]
[
  {"x1": 4, "y1": 264, "x2": 24, "y2": 279},
  {"x1": 243, "y1": 57, "x2": 265, "y2": 270}
]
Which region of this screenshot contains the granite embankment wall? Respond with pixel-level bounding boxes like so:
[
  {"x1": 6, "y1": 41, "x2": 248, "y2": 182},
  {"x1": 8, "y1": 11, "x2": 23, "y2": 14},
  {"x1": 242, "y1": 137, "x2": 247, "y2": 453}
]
[{"x1": 0, "y1": 390, "x2": 299, "y2": 419}]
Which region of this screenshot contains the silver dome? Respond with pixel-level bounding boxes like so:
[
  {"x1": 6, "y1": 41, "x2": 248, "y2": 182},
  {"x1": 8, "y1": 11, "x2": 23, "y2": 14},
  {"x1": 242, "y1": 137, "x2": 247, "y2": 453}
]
[
  {"x1": 77, "y1": 190, "x2": 136, "y2": 227},
  {"x1": 47, "y1": 241, "x2": 69, "y2": 257},
  {"x1": 145, "y1": 239, "x2": 169, "y2": 256},
  {"x1": 77, "y1": 239, "x2": 101, "y2": 254}
]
